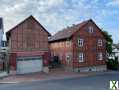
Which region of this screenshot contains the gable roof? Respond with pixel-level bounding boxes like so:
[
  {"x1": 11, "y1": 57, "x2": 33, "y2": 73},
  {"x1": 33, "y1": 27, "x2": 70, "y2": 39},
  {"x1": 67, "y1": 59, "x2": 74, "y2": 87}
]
[
  {"x1": 6, "y1": 15, "x2": 51, "y2": 40},
  {"x1": 49, "y1": 19, "x2": 106, "y2": 42},
  {"x1": 49, "y1": 19, "x2": 91, "y2": 42}
]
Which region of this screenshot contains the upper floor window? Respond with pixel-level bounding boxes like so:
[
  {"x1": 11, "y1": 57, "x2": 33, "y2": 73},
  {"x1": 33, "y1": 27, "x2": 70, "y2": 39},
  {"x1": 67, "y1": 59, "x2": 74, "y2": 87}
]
[
  {"x1": 78, "y1": 38, "x2": 84, "y2": 47},
  {"x1": 97, "y1": 39, "x2": 103, "y2": 46},
  {"x1": 66, "y1": 40, "x2": 71, "y2": 47},
  {"x1": 78, "y1": 53, "x2": 84, "y2": 62},
  {"x1": 89, "y1": 26, "x2": 93, "y2": 33},
  {"x1": 97, "y1": 52, "x2": 103, "y2": 60}
]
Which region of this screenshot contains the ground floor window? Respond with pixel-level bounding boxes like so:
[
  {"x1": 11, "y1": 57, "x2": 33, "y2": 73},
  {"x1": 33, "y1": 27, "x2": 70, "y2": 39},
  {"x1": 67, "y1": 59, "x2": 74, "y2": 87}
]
[
  {"x1": 66, "y1": 53, "x2": 72, "y2": 63},
  {"x1": 78, "y1": 53, "x2": 84, "y2": 62},
  {"x1": 97, "y1": 52, "x2": 103, "y2": 60}
]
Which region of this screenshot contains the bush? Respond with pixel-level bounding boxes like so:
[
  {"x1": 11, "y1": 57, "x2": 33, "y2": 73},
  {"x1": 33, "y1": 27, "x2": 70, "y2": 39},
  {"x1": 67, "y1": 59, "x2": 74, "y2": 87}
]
[{"x1": 106, "y1": 57, "x2": 119, "y2": 70}]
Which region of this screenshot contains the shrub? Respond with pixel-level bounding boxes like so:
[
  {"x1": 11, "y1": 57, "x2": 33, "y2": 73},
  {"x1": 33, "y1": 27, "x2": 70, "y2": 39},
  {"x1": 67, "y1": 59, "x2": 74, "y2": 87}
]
[{"x1": 106, "y1": 57, "x2": 119, "y2": 70}]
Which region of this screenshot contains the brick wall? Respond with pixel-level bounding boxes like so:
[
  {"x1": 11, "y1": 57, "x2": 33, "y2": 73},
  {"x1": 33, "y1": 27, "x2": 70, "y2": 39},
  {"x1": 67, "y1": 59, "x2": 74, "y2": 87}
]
[{"x1": 72, "y1": 21, "x2": 106, "y2": 68}]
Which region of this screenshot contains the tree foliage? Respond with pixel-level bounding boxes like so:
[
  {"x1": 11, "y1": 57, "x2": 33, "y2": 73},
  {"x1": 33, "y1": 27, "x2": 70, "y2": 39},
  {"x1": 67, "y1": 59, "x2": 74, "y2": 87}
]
[
  {"x1": 102, "y1": 31, "x2": 113, "y2": 54},
  {"x1": 107, "y1": 57, "x2": 119, "y2": 70}
]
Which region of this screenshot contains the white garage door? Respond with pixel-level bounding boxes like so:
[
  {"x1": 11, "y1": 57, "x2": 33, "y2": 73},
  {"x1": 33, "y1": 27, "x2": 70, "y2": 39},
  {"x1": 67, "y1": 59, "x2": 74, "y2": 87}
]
[{"x1": 17, "y1": 57, "x2": 43, "y2": 74}]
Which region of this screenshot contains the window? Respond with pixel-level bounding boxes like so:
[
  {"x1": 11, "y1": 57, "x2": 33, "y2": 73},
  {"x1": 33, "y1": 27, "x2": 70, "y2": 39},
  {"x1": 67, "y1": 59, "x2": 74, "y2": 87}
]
[
  {"x1": 97, "y1": 53, "x2": 103, "y2": 60},
  {"x1": 78, "y1": 53, "x2": 84, "y2": 62},
  {"x1": 78, "y1": 38, "x2": 84, "y2": 47},
  {"x1": 66, "y1": 53, "x2": 72, "y2": 62},
  {"x1": 66, "y1": 41, "x2": 71, "y2": 47},
  {"x1": 97, "y1": 39, "x2": 103, "y2": 46},
  {"x1": 89, "y1": 26, "x2": 93, "y2": 33}
]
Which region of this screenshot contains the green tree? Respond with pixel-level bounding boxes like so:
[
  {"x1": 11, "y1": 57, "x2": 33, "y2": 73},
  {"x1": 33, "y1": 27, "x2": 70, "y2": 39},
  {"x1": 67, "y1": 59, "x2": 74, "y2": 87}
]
[
  {"x1": 103, "y1": 31, "x2": 119, "y2": 70},
  {"x1": 102, "y1": 31, "x2": 113, "y2": 55}
]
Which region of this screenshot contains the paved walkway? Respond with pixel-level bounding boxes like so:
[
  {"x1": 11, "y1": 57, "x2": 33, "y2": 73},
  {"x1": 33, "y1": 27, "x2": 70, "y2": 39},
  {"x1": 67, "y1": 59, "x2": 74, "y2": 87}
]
[{"x1": 0, "y1": 68, "x2": 118, "y2": 84}]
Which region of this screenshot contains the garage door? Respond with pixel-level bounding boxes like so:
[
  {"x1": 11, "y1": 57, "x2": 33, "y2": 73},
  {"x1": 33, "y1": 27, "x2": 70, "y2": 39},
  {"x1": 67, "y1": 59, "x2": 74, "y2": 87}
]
[{"x1": 17, "y1": 57, "x2": 43, "y2": 74}]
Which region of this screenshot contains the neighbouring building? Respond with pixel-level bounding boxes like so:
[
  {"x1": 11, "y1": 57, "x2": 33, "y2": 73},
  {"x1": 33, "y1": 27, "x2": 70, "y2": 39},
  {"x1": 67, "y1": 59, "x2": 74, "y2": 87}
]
[
  {"x1": 109, "y1": 44, "x2": 119, "y2": 61},
  {"x1": 6, "y1": 16, "x2": 51, "y2": 74},
  {"x1": 49, "y1": 19, "x2": 107, "y2": 72},
  {"x1": 0, "y1": 18, "x2": 4, "y2": 70}
]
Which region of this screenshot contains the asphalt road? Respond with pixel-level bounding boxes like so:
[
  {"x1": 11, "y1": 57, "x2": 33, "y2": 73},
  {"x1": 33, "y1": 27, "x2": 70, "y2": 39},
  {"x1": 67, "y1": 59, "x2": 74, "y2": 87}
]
[{"x1": 0, "y1": 72, "x2": 119, "y2": 90}]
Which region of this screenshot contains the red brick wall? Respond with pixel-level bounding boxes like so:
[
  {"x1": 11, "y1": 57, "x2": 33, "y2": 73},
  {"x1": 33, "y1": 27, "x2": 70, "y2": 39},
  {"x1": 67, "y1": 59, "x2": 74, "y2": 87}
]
[
  {"x1": 50, "y1": 40, "x2": 73, "y2": 66},
  {"x1": 72, "y1": 21, "x2": 106, "y2": 68},
  {"x1": 49, "y1": 21, "x2": 106, "y2": 68},
  {"x1": 0, "y1": 63, "x2": 3, "y2": 70},
  {"x1": 9, "y1": 53, "x2": 17, "y2": 70}
]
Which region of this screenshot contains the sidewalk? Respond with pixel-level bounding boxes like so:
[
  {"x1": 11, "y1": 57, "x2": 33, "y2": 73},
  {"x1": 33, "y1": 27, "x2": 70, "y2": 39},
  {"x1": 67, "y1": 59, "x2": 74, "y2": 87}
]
[{"x1": 0, "y1": 69, "x2": 118, "y2": 84}]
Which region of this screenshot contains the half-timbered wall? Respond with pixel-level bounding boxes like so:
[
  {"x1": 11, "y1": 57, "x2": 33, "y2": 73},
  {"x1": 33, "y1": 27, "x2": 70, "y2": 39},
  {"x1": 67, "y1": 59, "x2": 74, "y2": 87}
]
[{"x1": 9, "y1": 17, "x2": 49, "y2": 52}]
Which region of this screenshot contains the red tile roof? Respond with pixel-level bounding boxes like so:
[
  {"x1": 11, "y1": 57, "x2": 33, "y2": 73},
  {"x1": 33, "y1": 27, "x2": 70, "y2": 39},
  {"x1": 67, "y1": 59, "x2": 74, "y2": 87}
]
[{"x1": 49, "y1": 19, "x2": 90, "y2": 42}]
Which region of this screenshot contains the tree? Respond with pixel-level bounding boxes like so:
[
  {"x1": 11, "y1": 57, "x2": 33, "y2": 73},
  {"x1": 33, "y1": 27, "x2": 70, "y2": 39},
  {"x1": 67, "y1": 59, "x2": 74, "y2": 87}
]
[
  {"x1": 102, "y1": 31, "x2": 113, "y2": 55},
  {"x1": 102, "y1": 31, "x2": 119, "y2": 70}
]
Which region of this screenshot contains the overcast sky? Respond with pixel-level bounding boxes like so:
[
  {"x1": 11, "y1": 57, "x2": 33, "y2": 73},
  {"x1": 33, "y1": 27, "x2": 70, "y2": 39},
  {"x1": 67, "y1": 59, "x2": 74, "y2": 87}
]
[{"x1": 0, "y1": 0, "x2": 119, "y2": 43}]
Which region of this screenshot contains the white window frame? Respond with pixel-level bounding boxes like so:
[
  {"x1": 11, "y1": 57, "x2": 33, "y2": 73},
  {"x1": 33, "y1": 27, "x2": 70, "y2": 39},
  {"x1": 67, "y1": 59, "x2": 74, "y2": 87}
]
[
  {"x1": 97, "y1": 52, "x2": 103, "y2": 60},
  {"x1": 78, "y1": 38, "x2": 84, "y2": 47},
  {"x1": 66, "y1": 53, "x2": 72, "y2": 62},
  {"x1": 89, "y1": 26, "x2": 93, "y2": 33},
  {"x1": 66, "y1": 40, "x2": 71, "y2": 47},
  {"x1": 78, "y1": 53, "x2": 84, "y2": 62},
  {"x1": 98, "y1": 39, "x2": 103, "y2": 46}
]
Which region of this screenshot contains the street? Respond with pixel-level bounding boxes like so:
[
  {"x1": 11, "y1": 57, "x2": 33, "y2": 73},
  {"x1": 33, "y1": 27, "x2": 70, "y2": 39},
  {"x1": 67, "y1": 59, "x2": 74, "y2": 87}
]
[{"x1": 0, "y1": 72, "x2": 119, "y2": 90}]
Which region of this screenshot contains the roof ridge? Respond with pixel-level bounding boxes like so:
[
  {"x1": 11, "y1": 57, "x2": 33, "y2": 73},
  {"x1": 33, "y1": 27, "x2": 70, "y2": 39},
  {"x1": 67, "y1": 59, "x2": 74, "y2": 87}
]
[
  {"x1": 6, "y1": 15, "x2": 51, "y2": 40},
  {"x1": 49, "y1": 19, "x2": 90, "y2": 42},
  {"x1": 53, "y1": 19, "x2": 90, "y2": 35}
]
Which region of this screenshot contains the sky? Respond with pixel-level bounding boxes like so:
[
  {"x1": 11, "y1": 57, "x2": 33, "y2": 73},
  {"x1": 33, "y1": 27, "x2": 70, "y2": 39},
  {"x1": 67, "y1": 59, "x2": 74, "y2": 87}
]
[{"x1": 0, "y1": 0, "x2": 119, "y2": 43}]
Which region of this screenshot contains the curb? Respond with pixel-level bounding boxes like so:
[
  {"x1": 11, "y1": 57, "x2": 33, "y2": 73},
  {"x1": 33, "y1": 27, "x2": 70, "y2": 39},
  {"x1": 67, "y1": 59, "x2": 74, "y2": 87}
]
[
  {"x1": 0, "y1": 71, "x2": 119, "y2": 84},
  {"x1": 0, "y1": 81, "x2": 20, "y2": 84}
]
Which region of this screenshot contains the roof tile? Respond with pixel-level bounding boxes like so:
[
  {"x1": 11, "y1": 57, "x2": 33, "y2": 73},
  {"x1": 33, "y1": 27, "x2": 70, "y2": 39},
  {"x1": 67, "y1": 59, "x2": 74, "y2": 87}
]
[{"x1": 49, "y1": 20, "x2": 89, "y2": 42}]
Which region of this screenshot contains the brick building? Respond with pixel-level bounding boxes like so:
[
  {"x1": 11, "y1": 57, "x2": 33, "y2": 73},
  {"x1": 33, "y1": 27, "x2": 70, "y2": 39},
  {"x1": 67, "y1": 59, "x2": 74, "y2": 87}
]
[
  {"x1": 49, "y1": 19, "x2": 107, "y2": 72},
  {"x1": 6, "y1": 16, "x2": 51, "y2": 74}
]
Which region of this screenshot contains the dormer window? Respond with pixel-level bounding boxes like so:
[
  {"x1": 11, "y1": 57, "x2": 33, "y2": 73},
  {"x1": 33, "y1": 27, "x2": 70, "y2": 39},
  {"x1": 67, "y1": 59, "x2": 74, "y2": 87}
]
[{"x1": 89, "y1": 26, "x2": 93, "y2": 33}]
